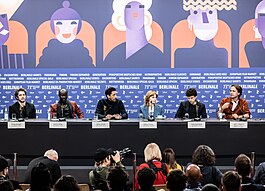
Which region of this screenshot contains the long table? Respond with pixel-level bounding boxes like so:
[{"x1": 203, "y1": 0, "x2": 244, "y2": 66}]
[{"x1": 0, "y1": 118, "x2": 265, "y2": 166}]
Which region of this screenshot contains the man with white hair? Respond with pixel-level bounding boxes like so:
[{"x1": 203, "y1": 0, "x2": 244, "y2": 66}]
[{"x1": 24, "y1": 149, "x2": 61, "y2": 185}]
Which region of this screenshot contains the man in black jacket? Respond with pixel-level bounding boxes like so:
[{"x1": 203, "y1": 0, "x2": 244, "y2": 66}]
[
  {"x1": 175, "y1": 88, "x2": 207, "y2": 119},
  {"x1": 9, "y1": 88, "x2": 36, "y2": 119},
  {"x1": 24, "y1": 149, "x2": 61, "y2": 186},
  {"x1": 95, "y1": 87, "x2": 128, "y2": 120}
]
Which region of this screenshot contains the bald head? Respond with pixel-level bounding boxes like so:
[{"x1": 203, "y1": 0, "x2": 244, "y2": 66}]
[
  {"x1": 44, "y1": 149, "x2": 58, "y2": 161},
  {"x1": 186, "y1": 164, "x2": 202, "y2": 184}
]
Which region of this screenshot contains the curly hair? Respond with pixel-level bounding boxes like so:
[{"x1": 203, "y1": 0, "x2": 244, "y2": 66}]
[{"x1": 192, "y1": 145, "x2": 216, "y2": 166}]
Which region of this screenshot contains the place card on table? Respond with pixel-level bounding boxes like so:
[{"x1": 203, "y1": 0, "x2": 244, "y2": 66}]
[
  {"x1": 49, "y1": 121, "x2": 67, "y2": 129},
  {"x1": 139, "y1": 121, "x2": 157, "y2": 129},
  {"x1": 230, "y1": 121, "x2": 248, "y2": 129},
  {"x1": 187, "y1": 121, "x2": 206, "y2": 129},
  {"x1": 92, "y1": 121, "x2": 110, "y2": 129},
  {"x1": 7, "y1": 121, "x2": 26, "y2": 129}
]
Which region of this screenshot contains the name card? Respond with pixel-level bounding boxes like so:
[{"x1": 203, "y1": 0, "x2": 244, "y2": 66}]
[
  {"x1": 49, "y1": 121, "x2": 67, "y2": 129},
  {"x1": 92, "y1": 121, "x2": 110, "y2": 129},
  {"x1": 7, "y1": 122, "x2": 25, "y2": 129},
  {"x1": 188, "y1": 122, "x2": 206, "y2": 129},
  {"x1": 139, "y1": 121, "x2": 157, "y2": 129},
  {"x1": 230, "y1": 121, "x2": 248, "y2": 129}
]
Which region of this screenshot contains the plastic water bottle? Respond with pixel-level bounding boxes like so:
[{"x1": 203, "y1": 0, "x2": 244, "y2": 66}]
[
  {"x1": 47, "y1": 108, "x2": 51, "y2": 121},
  {"x1": 218, "y1": 111, "x2": 223, "y2": 119},
  {"x1": 4, "y1": 107, "x2": 8, "y2": 121}
]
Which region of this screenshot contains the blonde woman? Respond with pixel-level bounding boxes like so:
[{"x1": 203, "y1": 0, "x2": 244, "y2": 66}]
[
  {"x1": 139, "y1": 90, "x2": 164, "y2": 119},
  {"x1": 135, "y1": 143, "x2": 169, "y2": 189}
]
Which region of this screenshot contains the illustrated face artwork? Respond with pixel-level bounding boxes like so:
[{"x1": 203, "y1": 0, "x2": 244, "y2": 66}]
[
  {"x1": 54, "y1": 20, "x2": 79, "y2": 44},
  {"x1": 124, "y1": 1, "x2": 145, "y2": 30},
  {"x1": 188, "y1": 9, "x2": 218, "y2": 41},
  {"x1": 0, "y1": 14, "x2": 9, "y2": 45},
  {"x1": 257, "y1": 13, "x2": 265, "y2": 38}
]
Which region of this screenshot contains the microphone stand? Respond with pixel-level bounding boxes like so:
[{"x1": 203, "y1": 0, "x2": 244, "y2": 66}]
[{"x1": 194, "y1": 104, "x2": 201, "y2": 121}]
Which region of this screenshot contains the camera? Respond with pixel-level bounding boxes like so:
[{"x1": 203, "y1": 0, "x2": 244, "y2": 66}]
[{"x1": 112, "y1": 148, "x2": 132, "y2": 158}]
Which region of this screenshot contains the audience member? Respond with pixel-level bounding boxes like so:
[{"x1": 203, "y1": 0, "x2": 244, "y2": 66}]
[
  {"x1": 50, "y1": 89, "x2": 84, "y2": 119},
  {"x1": 162, "y1": 148, "x2": 184, "y2": 172},
  {"x1": 175, "y1": 88, "x2": 207, "y2": 119},
  {"x1": 24, "y1": 149, "x2": 61, "y2": 186},
  {"x1": 107, "y1": 166, "x2": 129, "y2": 191},
  {"x1": 221, "y1": 171, "x2": 241, "y2": 191},
  {"x1": 254, "y1": 162, "x2": 265, "y2": 185},
  {"x1": 234, "y1": 154, "x2": 265, "y2": 191},
  {"x1": 88, "y1": 147, "x2": 124, "y2": 191},
  {"x1": 9, "y1": 88, "x2": 36, "y2": 119},
  {"x1": 0, "y1": 180, "x2": 14, "y2": 191},
  {"x1": 136, "y1": 143, "x2": 169, "y2": 189},
  {"x1": 137, "y1": 167, "x2": 156, "y2": 191},
  {"x1": 166, "y1": 170, "x2": 186, "y2": 191},
  {"x1": 54, "y1": 175, "x2": 80, "y2": 191},
  {"x1": 191, "y1": 145, "x2": 223, "y2": 187},
  {"x1": 30, "y1": 162, "x2": 52, "y2": 191},
  {"x1": 184, "y1": 164, "x2": 203, "y2": 191},
  {"x1": 218, "y1": 84, "x2": 250, "y2": 119},
  {"x1": 95, "y1": 87, "x2": 128, "y2": 120},
  {"x1": 139, "y1": 90, "x2": 164, "y2": 119},
  {"x1": 201, "y1": 184, "x2": 219, "y2": 191}
]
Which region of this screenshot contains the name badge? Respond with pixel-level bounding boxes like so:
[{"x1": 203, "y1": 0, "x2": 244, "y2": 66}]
[
  {"x1": 188, "y1": 122, "x2": 206, "y2": 129},
  {"x1": 92, "y1": 121, "x2": 110, "y2": 129},
  {"x1": 230, "y1": 121, "x2": 248, "y2": 129},
  {"x1": 49, "y1": 121, "x2": 67, "y2": 129},
  {"x1": 139, "y1": 121, "x2": 157, "y2": 129},
  {"x1": 7, "y1": 122, "x2": 26, "y2": 129}
]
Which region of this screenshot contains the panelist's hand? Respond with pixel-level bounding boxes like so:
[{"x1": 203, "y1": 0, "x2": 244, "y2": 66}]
[
  {"x1": 232, "y1": 114, "x2": 239, "y2": 119},
  {"x1": 106, "y1": 114, "x2": 113, "y2": 120},
  {"x1": 222, "y1": 102, "x2": 230, "y2": 110},
  {"x1": 113, "y1": 114, "x2": 122, "y2": 120}
]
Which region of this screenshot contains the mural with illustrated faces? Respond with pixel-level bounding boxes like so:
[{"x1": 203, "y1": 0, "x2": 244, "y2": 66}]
[
  {"x1": 187, "y1": 9, "x2": 218, "y2": 41},
  {"x1": 37, "y1": 1, "x2": 93, "y2": 68},
  {"x1": 102, "y1": 0, "x2": 166, "y2": 68},
  {"x1": 0, "y1": 14, "x2": 9, "y2": 45}
]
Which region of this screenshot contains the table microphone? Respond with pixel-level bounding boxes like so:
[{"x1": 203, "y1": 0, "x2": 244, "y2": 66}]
[{"x1": 238, "y1": 104, "x2": 247, "y2": 121}]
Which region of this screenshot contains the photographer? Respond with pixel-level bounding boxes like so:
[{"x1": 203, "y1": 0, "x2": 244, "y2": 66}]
[{"x1": 88, "y1": 148, "x2": 125, "y2": 191}]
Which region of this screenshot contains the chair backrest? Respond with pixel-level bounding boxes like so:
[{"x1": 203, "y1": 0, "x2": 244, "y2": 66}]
[
  {"x1": 19, "y1": 183, "x2": 30, "y2": 191},
  {"x1": 78, "y1": 183, "x2": 90, "y2": 191},
  {"x1": 154, "y1": 184, "x2": 168, "y2": 191}
]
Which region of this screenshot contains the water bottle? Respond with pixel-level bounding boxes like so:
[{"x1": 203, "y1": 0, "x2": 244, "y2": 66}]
[
  {"x1": 218, "y1": 111, "x2": 223, "y2": 119},
  {"x1": 4, "y1": 107, "x2": 8, "y2": 121},
  {"x1": 47, "y1": 108, "x2": 51, "y2": 121}
]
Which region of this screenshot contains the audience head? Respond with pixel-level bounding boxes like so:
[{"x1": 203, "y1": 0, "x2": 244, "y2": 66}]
[
  {"x1": 192, "y1": 145, "x2": 216, "y2": 166},
  {"x1": 201, "y1": 184, "x2": 219, "y2": 191},
  {"x1": 162, "y1": 148, "x2": 176, "y2": 168},
  {"x1": 30, "y1": 162, "x2": 52, "y2": 191},
  {"x1": 0, "y1": 180, "x2": 14, "y2": 191},
  {"x1": 234, "y1": 154, "x2": 251, "y2": 177},
  {"x1": 54, "y1": 175, "x2": 80, "y2": 191},
  {"x1": 222, "y1": 171, "x2": 241, "y2": 191},
  {"x1": 166, "y1": 170, "x2": 186, "y2": 191},
  {"x1": 105, "y1": 87, "x2": 117, "y2": 102},
  {"x1": 44, "y1": 149, "x2": 59, "y2": 161},
  {"x1": 144, "y1": 90, "x2": 158, "y2": 106},
  {"x1": 186, "y1": 164, "x2": 202, "y2": 185},
  {"x1": 144, "y1": 142, "x2": 162, "y2": 162},
  {"x1": 93, "y1": 147, "x2": 112, "y2": 166},
  {"x1": 137, "y1": 167, "x2": 156, "y2": 190},
  {"x1": 0, "y1": 156, "x2": 9, "y2": 176},
  {"x1": 107, "y1": 166, "x2": 129, "y2": 190}
]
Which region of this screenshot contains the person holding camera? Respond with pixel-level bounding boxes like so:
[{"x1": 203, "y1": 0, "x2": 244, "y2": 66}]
[{"x1": 88, "y1": 148, "x2": 124, "y2": 191}]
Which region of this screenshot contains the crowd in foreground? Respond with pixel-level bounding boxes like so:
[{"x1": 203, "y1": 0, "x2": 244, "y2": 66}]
[{"x1": 1, "y1": 143, "x2": 265, "y2": 191}]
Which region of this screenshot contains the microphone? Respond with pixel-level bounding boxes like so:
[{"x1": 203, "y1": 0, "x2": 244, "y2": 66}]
[
  {"x1": 184, "y1": 113, "x2": 189, "y2": 119},
  {"x1": 238, "y1": 104, "x2": 247, "y2": 121},
  {"x1": 194, "y1": 104, "x2": 201, "y2": 121}
]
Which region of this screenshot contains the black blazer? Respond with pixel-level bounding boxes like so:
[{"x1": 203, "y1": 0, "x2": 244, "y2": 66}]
[
  {"x1": 9, "y1": 101, "x2": 36, "y2": 119},
  {"x1": 175, "y1": 101, "x2": 207, "y2": 119}
]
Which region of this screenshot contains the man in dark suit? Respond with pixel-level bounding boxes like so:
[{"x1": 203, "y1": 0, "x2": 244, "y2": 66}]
[
  {"x1": 24, "y1": 149, "x2": 61, "y2": 186},
  {"x1": 175, "y1": 88, "x2": 207, "y2": 119},
  {"x1": 9, "y1": 88, "x2": 36, "y2": 119},
  {"x1": 50, "y1": 89, "x2": 84, "y2": 119}
]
